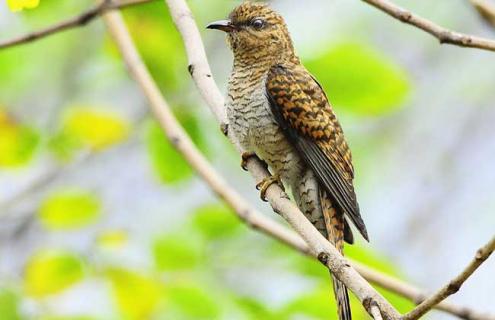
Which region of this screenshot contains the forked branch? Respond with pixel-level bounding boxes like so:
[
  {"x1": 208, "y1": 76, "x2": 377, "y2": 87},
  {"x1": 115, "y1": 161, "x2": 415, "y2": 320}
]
[{"x1": 403, "y1": 236, "x2": 495, "y2": 320}]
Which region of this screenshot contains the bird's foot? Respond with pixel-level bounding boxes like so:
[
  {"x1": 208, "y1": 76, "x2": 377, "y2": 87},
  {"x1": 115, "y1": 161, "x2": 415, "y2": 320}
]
[
  {"x1": 256, "y1": 174, "x2": 284, "y2": 202},
  {"x1": 241, "y1": 152, "x2": 256, "y2": 171}
]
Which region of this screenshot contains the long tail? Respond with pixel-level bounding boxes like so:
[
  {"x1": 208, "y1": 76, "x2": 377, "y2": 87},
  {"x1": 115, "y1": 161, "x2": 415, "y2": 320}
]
[{"x1": 320, "y1": 190, "x2": 352, "y2": 320}]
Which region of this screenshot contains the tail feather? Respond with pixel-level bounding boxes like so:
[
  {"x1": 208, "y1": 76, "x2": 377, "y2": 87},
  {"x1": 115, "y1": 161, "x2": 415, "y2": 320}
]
[
  {"x1": 332, "y1": 274, "x2": 352, "y2": 320},
  {"x1": 320, "y1": 189, "x2": 352, "y2": 320}
]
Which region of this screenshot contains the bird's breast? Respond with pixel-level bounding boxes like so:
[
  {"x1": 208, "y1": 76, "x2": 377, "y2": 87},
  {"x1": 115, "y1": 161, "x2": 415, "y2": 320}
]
[{"x1": 226, "y1": 69, "x2": 304, "y2": 184}]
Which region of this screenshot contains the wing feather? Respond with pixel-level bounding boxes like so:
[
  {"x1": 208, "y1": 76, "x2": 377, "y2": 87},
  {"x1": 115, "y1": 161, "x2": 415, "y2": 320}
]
[{"x1": 266, "y1": 64, "x2": 368, "y2": 240}]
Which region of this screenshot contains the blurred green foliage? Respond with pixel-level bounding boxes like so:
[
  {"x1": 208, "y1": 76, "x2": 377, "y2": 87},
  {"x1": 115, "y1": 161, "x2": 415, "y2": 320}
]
[
  {"x1": 0, "y1": 289, "x2": 21, "y2": 320},
  {"x1": 106, "y1": 268, "x2": 164, "y2": 319},
  {"x1": 49, "y1": 107, "x2": 130, "y2": 161},
  {"x1": 0, "y1": 109, "x2": 40, "y2": 167},
  {"x1": 96, "y1": 229, "x2": 129, "y2": 249},
  {"x1": 23, "y1": 250, "x2": 85, "y2": 297},
  {"x1": 7, "y1": 0, "x2": 40, "y2": 12},
  {"x1": 7, "y1": 197, "x2": 415, "y2": 319},
  {"x1": 61, "y1": 108, "x2": 130, "y2": 151},
  {"x1": 165, "y1": 283, "x2": 220, "y2": 319},
  {"x1": 122, "y1": 1, "x2": 186, "y2": 92},
  {"x1": 39, "y1": 316, "x2": 95, "y2": 320},
  {"x1": 146, "y1": 108, "x2": 207, "y2": 185},
  {"x1": 153, "y1": 234, "x2": 202, "y2": 271},
  {"x1": 192, "y1": 203, "x2": 244, "y2": 240},
  {"x1": 38, "y1": 189, "x2": 101, "y2": 230},
  {"x1": 306, "y1": 42, "x2": 410, "y2": 116}
]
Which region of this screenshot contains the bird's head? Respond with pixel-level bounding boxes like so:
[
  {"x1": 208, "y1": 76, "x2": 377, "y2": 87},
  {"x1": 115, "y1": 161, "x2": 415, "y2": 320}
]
[{"x1": 207, "y1": 2, "x2": 297, "y2": 64}]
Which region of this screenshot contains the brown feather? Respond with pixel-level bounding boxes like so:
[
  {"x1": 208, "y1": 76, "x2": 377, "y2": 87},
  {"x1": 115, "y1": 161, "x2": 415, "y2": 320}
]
[{"x1": 266, "y1": 64, "x2": 368, "y2": 240}]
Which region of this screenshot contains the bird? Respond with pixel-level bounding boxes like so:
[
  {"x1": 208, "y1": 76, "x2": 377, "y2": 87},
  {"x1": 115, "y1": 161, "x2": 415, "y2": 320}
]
[{"x1": 207, "y1": 2, "x2": 368, "y2": 319}]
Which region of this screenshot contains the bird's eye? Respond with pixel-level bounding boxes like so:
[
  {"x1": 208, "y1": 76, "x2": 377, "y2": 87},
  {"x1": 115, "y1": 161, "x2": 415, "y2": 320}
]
[{"x1": 251, "y1": 18, "x2": 265, "y2": 30}]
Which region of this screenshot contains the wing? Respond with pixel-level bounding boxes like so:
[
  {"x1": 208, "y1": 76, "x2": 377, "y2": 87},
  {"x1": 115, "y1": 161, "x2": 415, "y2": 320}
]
[{"x1": 266, "y1": 64, "x2": 368, "y2": 241}]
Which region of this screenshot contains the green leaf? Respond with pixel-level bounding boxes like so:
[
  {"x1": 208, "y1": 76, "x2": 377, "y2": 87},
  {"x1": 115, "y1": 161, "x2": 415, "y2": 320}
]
[
  {"x1": 122, "y1": 2, "x2": 186, "y2": 92},
  {"x1": 192, "y1": 203, "x2": 243, "y2": 240},
  {"x1": 281, "y1": 289, "x2": 337, "y2": 319},
  {"x1": 305, "y1": 42, "x2": 410, "y2": 116},
  {"x1": 235, "y1": 297, "x2": 278, "y2": 320},
  {"x1": 62, "y1": 108, "x2": 130, "y2": 151},
  {"x1": 106, "y1": 268, "x2": 163, "y2": 320},
  {"x1": 0, "y1": 110, "x2": 39, "y2": 168},
  {"x1": 38, "y1": 189, "x2": 101, "y2": 230},
  {"x1": 48, "y1": 130, "x2": 81, "y2": 162},
  {"x1": 281, "y1": 287, "x2": 371, "y2": 320},
  {"x1": 152, "y1": 235, "x2": 202, "y2": 271},
  {"x1": 146, "y1": 120, "x2": 191, "y2": 184},
  {"x1": 96, "y1": 229, "x2": 129, "y2": 249},
  {"x1": 7, "y1": 0, "x2": 40, "y2": 12},
  {"x1": 166, "y1": 283, "x2": 220, "y2": 319},
  {"x1": 39, "y1": 316, "x2": 95, "y2": 320},
  {"x1": 345, "y1": 245, "x2": 398, "y2": 276},
  {"x1": 146, "y1": 109, "x2": 206, "y2": 185},
  {"x1": 24, "y1": 250, "x2": 84, "y2": 297},
  {"x1": 0, "y1": 289, "x2": 21, "y2": 320}
]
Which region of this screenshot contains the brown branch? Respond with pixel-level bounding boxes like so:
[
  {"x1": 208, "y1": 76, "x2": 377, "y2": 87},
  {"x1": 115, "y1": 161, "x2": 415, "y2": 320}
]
[
  {"x1": 352, "y1": 261, "x2": 495, "y2": 320},
  {"x1": 361, "y1": 0, "x2": 495, "y2": 52},
  {"x1": 469, "y1": 0, "x2": 495, "y2": 28},
  {"x1": 0, "y1": 0, "x2": 156, "y2": 50},
  {"x1": 403, "y1": 236, "x2": 495, "y2": 320},
  {"x1": 370, "y1": 302, "x2": 384, "y2": 320}
]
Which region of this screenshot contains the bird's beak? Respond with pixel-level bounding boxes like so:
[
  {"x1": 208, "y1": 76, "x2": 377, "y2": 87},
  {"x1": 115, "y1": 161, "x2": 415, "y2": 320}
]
[{"x1": 206, "y1": 19, "x2": 236, "y2": 32}]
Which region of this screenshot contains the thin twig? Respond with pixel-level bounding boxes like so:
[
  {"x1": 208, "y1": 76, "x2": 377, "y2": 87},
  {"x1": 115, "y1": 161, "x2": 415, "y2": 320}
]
[
  {"x1": 352, "y1": 261, "x2": 495, "y2": 320},
  {"x1": 0, "y1": 0, "x2": 155, "y2": 50},
  {"x1": 469, "y1": 0, "x2": 495, "y2": 28},
  {"x1": 403, "y1": 236, "x2": 495, "y2": 320},
  {"x1": 361, "y1": 0, "x2": 495, "y2": 52}
]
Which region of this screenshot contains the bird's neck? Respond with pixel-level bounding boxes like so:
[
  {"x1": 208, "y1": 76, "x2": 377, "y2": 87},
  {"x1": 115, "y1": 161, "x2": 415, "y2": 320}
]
[{"x1": 232, "y1": 49, "x2": 300, "y2": 74}]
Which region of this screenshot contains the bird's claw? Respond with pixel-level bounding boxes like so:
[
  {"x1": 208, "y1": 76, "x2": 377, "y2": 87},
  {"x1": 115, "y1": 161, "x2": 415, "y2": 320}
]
[
  {"x1": 241, "y1": 152, "x2": 256, "y2": 171},
  {"x1": 256, "y1": 174, "x2": 284, "y2": 202}
]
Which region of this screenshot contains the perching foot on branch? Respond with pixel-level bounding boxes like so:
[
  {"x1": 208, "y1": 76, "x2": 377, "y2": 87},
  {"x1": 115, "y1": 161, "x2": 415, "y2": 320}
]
[
  {"x1": 241, "y1": 151, "x2": 260, "y2": 171},
  {"x1": 256, "y1": 173, "x2": 284, "y2": 202}
]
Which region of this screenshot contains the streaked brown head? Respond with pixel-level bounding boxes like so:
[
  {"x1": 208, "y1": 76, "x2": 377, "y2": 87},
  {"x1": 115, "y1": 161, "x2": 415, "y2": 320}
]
[{"x1": 207, "y1": 2, "x2": 296, "y2": 63}]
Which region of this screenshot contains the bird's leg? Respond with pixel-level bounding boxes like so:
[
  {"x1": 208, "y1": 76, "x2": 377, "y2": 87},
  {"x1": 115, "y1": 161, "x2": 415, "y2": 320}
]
[
  {"x1": 241, "y1": 151, "x2": 265, "y2": 171},
  {"x1": 256, "y1": 173, "x2": 284, "y2": 202}
]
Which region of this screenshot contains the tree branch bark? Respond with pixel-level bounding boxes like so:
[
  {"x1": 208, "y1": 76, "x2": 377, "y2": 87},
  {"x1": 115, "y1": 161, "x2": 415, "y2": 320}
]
[
  {"x1": 360, "y1": 0, "x2": 495, "y2": 52},
  {"x1": 352, "y1": 261, "x2": 495, "y2": 320},
  {"x1": 469, "y1": 0, "x2": 495, "y2": 28},
  {"x1": 403, "y1": 236, "x2": 495, "y2": 320},
  {"x1": 0, "y1": 0, "x2": 155, "y2": 50}
]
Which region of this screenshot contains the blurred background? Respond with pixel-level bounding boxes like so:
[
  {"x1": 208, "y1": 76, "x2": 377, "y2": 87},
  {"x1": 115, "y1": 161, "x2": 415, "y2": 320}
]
[{"x1": 0, "y1": 0, "x2": 494, "y2": 319}]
